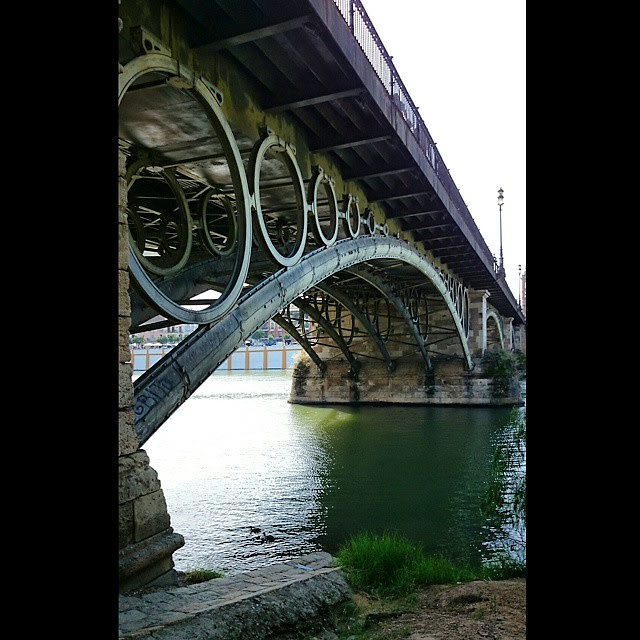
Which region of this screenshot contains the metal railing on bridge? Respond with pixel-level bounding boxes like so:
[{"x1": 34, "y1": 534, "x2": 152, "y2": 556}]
[{"x1": 332, "y1": 0, "x2": 500, "y2": 276}]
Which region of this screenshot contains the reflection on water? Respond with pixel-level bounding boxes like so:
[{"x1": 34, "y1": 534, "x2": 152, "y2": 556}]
[{"x1": 139, "y1": 369, "x2": 524, "y2": 575}]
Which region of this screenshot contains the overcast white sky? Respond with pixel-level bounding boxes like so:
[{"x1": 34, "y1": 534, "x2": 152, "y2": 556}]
[{"x1": 360, "y1": 0, "x2": 526, "y2": 300}]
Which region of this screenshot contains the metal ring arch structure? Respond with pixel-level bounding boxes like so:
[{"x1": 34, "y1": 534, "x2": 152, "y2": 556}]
[
  {"x1": 485, "y1": 309, "x2": 505, "y2": 350},
  {"x1": 307, "y1": 166, "x2": 339, "y2": 247},
  {"x1": 119, "y1": 54, "x2": 253, "y2": 325},
  {"x1": 362, "y1": 207, "x2": 376, "y2": 236},
  {"x1": 121, "y1": 57, "x2": 469, "y2": 336},
  {"x1": 199, "y1": 191, "x2": 238, "y2": 258},
  {"x1": 342, "y1": 194, "x2": 361, "y2": 238},
  {"x1": 437, "y1": 267, "x2": 470, "y2": 339},
  {"x1": 248, "y1": 133, "x2": 308, "y2": 267},
  {"x1": 125, "y1": 159, "x2": 194, "y2": 277}
]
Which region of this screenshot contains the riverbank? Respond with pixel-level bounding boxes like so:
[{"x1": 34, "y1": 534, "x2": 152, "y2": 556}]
[
  {"x1": 260, "y1": 576, "x2": 526, "y2": 639},
  {"x1": 120, "y1": 558, "x2": 525, "y2": 639},
  {"x1": 119, "y1": 552, "x2": 352, "y2": 639}
]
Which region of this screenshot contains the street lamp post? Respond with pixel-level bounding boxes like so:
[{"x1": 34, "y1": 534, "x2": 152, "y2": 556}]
[
  {"x1": 518, "y1": 264, "x2": 522, "y2": 307},
  {"x1": 497, "y1": 187, "x2": 505, "y2": 277}
]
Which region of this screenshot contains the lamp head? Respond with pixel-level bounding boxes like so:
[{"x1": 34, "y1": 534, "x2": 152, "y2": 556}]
[{"x1": 497, "y1": 187, "x2": 504, "y2": 207}]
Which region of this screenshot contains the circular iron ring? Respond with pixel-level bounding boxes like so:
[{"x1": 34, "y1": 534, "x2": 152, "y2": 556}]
[
  {"x1": 119, "y1": 54, "x2": 252, "y2": 324},
  {"x1": 308, "y1": 166, "x2": 339, "y2": 247},
  {"x1": 249, "y1": 133, "x2": 308, "y2": 267},
  {"x1": 199, "y1": 190, "x2": 237, "y2": 257},
  {"x1": 125, "y1": 162, "x2": 193, "y2": 277},
  {"x1": 341, "y1": 194, "x2": 361, "y2": 239}
]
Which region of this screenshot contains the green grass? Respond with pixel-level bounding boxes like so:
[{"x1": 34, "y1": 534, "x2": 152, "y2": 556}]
[
  {"x1": 336, "y1": 531, "x2": 524, "y2": 599},
  {"x1": 182, "y1": 568, "x2": 224, "y2": 584}
]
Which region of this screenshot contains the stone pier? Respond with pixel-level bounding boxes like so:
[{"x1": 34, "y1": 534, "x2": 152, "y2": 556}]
[
  {"x1": 118, "y1": 148, "x2": 185, "y2": 593},
  {"x1": 290, "y1": 354, "x2": 522, "y2": 406}
]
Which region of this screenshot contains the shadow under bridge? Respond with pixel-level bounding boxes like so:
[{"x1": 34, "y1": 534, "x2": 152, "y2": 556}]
[{"x1": 133, "y1": 234, "x2": 473, "y2": 447}]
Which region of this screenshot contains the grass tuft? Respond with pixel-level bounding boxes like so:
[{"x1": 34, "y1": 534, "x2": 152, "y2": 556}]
[
  {"x1": 182, "y1": 568, "x2": 224, "y2": 584},
  {"x1": 336, "y1": 531, "x2": 524, "y2": 599}
]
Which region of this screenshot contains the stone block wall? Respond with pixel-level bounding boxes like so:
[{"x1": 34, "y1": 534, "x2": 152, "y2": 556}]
[
  {"x1": 290, "y1": 289, "x2": 522, "y2": 406},
  {"x1": 290, "y1": 354, "x2": 523, "y2": 407},
  {"x1": 289, "y1": 338, "x2": 522, "y2": 406},
  {"x1": 118, "y1": 148, "x2": 184, "y2": 593}
]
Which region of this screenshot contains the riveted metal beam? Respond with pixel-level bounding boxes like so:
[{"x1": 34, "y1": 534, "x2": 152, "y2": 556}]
[
  {"x1": 265, "y1": 88, "x2": 365, "y2": 113},
  {"x1": 192, "y1": 15, "x2": 313, "y2": 54},
  {"x1": 346, "y1": 266, "x2": 432, "y2": 371},
  {"x1": 272, "y1": 311, "x2": 327, "y2": 375},
  {"x1": 315, "y1": 281, "x2": 396, "y2": 372},
  {"x1": 133, "y1": 236, "x2": 474, "y2": 445}
]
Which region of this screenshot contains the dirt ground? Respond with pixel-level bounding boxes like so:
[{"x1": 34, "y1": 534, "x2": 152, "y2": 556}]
[
  {"x1": 346, "y1": 578, "x2": 526, "y2": 640},
  {"x1": 171, "y1": 572, "x2": 526, "y2": 639}
]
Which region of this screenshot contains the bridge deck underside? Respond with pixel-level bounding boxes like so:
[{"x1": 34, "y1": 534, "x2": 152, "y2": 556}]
[{"x1": 120, "y1": 0, "x2": 523, "y2": 326}]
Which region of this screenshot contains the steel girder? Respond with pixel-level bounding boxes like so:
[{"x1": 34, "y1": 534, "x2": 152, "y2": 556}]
[{"x1": 133, "y1": 235, "x2": 473, "y2": 446}]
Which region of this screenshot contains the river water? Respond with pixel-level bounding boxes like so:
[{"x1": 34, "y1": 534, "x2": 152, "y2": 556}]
[{"x1": 139, "y1": 369, "x2": 525, "y2": 576}]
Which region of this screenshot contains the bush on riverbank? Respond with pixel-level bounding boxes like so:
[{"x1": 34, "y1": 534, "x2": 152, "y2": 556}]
[{"x1": 336, "y1": 531, "x2": 525, "y2": 599}]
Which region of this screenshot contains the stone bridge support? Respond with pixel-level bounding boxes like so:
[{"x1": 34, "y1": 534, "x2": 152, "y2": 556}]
[
  {"x1": 503, "y1": 317, "x2": 515, "y2": 351},
  {"x1": 290, "y1": 302, "x2": 522, "y2": 406},
  {"x1": 513, "y1": 324, "x2": 526, "y2": 353},
  {"x1": 118, "y1": 149, "x2": 184, "y2": 593},
  {"x1": 467, "y1": 290, "x2": 491, "y2": 357}
]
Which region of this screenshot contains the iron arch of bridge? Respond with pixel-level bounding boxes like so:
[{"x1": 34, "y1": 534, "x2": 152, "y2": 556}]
[
  {"x1": 123, "y1": 51, "x2": 483, "y2": 446},
  {"x1": 344, "y1": 265, "x2": 432, "y2": 370},
  {"x1": 313, "y1": 280, "x2": 397, "y2": 373},
  {"x1": 120, "y1": 52, "x2": 474, "y2": 344},
  {"x1": 133, "y1": 235, "x2": 473, "y2": 446}
]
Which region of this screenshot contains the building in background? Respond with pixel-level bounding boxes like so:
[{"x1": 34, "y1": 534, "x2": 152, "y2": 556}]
[
  {"x1": 132, "y1": 324, "x2": 198, "y2": 345},
  {"x1": 131, "y1": 319, "x2": 292, "y2": 346}
]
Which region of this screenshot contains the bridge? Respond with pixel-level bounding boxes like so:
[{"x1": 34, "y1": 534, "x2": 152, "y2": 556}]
[{"x1": 118, "y1": 0, "x2": 526, "y2": 593}]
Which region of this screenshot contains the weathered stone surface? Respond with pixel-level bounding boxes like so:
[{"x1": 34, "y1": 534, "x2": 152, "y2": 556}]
[
  {"x1": 119, "y1": 317, "x2": 132, "y2": 364},
  {"x1": 290, "y1": 354, "x2": 523, "y2": 406},
  {"x1": 119, "y1": 270, "x2": 131, "y2": 317},
  {"x1": 119, "y1": 174, "x2": 128, "y2": 205},
  {"x1": 119, "y1": 361, "x2": 134, "y2": 408},
  {"x1": 119, "y1": 409, "x2": 139, "y2": 456},
  {"x1": 119, "y1": 500, "x2": 135, "y2": 547},
  {"x1": 195, "y1": 572, "x2": 351, "y2": 640},
  {"x1": 119, "y1": 553, "x2": 352, "y2": 639},
  {"x1": 119, "y1": 450, "x2": 162, "y2": 502},
  {"x1": 118, "y1": 229, "x2": 129, "y2": 271},
  {"x1": 134, "y1": 489, "x2": 172, "y2": 541},
  {"x1": 118, "y1": 190, "x2": 129, "y2": 271},
  {"x1": 118, "y1": 139, "x2": 179, "y2": 592},
  {"x1": 118, "y1": 202, "x2": 128, "y2": 225},
  {"x1": 119, "y1": 150, "x2": 127, "y2": 177},
  {"x1": 119, "y1": 530, "x2": 184, "y2": 593}
]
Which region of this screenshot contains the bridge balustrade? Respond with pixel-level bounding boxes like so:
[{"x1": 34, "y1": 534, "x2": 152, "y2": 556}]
[{"x1": 332, "y1": 0, "x2": 495, "y2": 268}]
